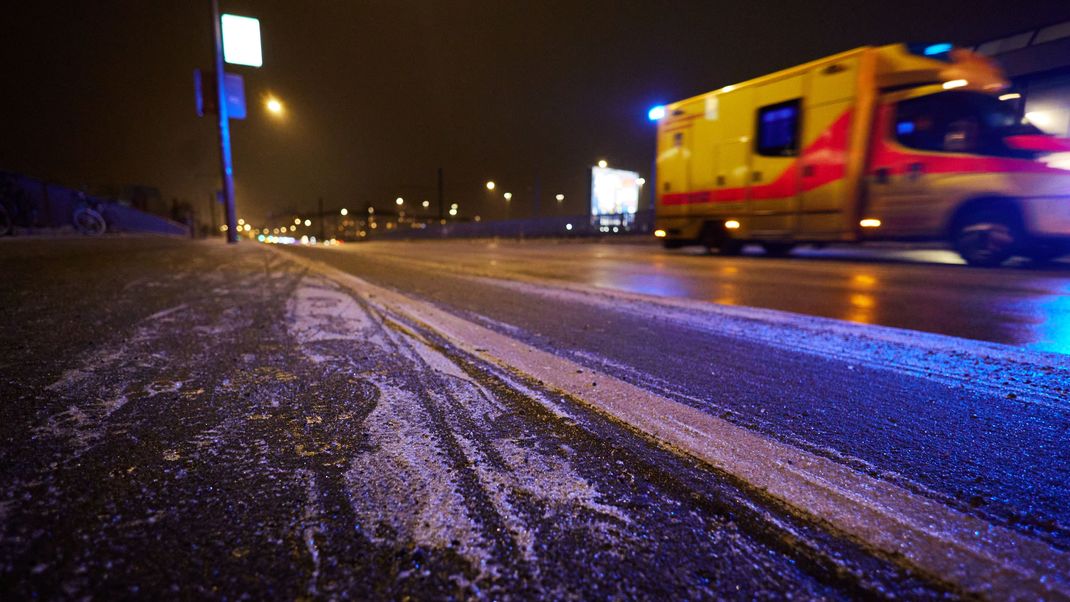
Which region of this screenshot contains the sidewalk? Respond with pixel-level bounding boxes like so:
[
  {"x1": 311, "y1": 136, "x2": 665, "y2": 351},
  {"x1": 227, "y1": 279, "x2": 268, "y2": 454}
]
[{"x1": 2, "y1": 238, "x2": 383, "y2": 597}]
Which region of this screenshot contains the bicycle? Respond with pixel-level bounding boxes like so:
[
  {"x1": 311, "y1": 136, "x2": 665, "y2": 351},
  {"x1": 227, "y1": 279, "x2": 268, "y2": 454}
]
[{"x1": 73, "y1": 192, "x2": 107, "y2": 236}]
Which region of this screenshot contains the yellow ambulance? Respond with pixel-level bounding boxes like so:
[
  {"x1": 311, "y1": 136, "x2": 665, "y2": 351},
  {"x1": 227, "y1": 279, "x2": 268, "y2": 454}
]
[{"x1": 651, "y1": 43, "x2": 1070, "y2": 266}]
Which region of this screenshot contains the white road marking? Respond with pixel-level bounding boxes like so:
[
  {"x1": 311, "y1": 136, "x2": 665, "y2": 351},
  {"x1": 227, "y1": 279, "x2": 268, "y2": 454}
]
[{"x1": 283, "y1": 249, "x2": 1070, "y2": 600}]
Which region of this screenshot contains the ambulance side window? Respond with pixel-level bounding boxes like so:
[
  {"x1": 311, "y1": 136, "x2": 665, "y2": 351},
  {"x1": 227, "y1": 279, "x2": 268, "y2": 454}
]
[{"x1": 756, "y1": 100, "x2": 801, "y2": 157}]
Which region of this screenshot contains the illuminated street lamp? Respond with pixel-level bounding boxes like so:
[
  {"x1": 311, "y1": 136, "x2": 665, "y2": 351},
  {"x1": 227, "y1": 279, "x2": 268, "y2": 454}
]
[
  {"x1": 303, "y1": 219, "x2": 311, "y2": 227},
  {"x1": 598, "y1": 159, "x2": 608, "y2": 169},
  {"x1": 340, "y1": 208, "x2": 349, "y2": 216},
  {"x1": 555, "y1": 194, "x2": 565, "y2": 202},
  {"x1": 395, "y1": 197, "x2": 404, "y2": 206},
  {"x1": 265, "y1": 96, "x2": 284, "y2": 116},
  {"x1": 503, "y1": 192, "x2": 513, "y2": 201},
  {"x1": 421, "y1": 200, "x2": 430, "y2": 208},
  {"x1": 485, "y1": 181, "x2": 496, "y2": 191}
]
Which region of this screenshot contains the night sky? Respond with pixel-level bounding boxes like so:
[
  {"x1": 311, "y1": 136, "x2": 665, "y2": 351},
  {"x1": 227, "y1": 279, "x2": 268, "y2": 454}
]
[{"x1": 3, "y1": 1, "x2": 1070, "y2": 224}]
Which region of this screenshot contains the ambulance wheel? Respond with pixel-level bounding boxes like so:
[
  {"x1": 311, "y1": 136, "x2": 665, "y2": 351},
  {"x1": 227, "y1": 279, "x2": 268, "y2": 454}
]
[
  {"x1": 952, "y1": 208, "x2": 1020, "y2": 267},
  {"x1": 762, "y1": 242, "x2": 795, "y2": 257},
  {"x1": 704, "y1": 238, "x2": 742, "y2": 256},
  {"x1": 718, "y1": 239, "x2": 744, "y2": 256},
  {"x1": 700, "y1": 223, "x2": 742, "y2": 256}
]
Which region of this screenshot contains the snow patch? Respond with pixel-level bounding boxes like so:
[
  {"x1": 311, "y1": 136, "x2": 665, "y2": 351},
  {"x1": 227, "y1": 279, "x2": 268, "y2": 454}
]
[
  {"x1": 343, "y1": 379, "x2": 490, "y2": 568},
  {"x1": 286, "y1": 276, "x2": 384, "y2": 361}
]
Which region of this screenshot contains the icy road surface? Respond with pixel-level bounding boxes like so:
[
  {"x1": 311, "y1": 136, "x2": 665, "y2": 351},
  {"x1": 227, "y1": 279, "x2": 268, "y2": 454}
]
[
  {"x1": 331, "y1": 239, "x2": 1070, "y2": 354},
  {"x1": 1, "y1": 237, "x2": 1068, "y2": 599}
]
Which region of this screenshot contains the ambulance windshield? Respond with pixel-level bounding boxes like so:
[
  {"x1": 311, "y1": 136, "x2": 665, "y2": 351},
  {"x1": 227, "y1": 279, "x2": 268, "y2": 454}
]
[{"x1": 894, "y1": 91, "x2": 1042, "y2": 157}]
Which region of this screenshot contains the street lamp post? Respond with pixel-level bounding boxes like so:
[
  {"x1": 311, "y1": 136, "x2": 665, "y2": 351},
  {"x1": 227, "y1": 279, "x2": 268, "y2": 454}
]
[
  {"x1": 318, "y1": 197, "x2": 325, "y2": 240},
  {"x1": 211, "y1": 0, "x2": 237, "y2": 243}
]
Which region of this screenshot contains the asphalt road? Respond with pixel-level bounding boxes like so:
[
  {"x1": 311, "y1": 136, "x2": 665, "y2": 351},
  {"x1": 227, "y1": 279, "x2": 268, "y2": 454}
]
[
  {"x1": 2, "y1": 236, "x2": 1068, "y2": 599},
  {"x1": 339, "y1": 239, "x2": 1070, "y2": 354}
]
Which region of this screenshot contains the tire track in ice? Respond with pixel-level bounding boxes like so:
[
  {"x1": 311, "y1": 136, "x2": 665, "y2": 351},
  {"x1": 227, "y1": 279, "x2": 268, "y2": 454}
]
[
  {"x1": 286, "y1": 275, "x2": 495, "y2": 579},
  {"x1": 286, "y1": 274, "x2": 634, "y2": 592}
]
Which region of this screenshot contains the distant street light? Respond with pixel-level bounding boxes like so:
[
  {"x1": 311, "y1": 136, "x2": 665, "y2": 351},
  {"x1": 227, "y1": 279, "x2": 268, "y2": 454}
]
[
  {"x1": 422, "y1": 200, "x2": 430, "y2": 208},
  {"x1": 395, "y1": 197, "x2": 404, "y2": 206},
  {"x1": 555, "y1": 194, "x2": 565, "y2": 202},
  {"x1": 266, "y1": 96, "x2": 284, "y2": 116},
  {"x1": 503, "y1": 192, "x2": 513, "y2": 201},
  {"x1": 485, "y1": 181, "x2": 496, "y2": 191},
  {"x1": 340, "y1": 208, "x2": 349, "y2": 216},
  {"x1": 636, "y1": 177, "x2": 646, "y2": 186},
  {"x1": 303, "y1": 219, "x2": 311, "y2": 227},
  {"x1": 598, "y1": 160, "x2": 608, "y2": 168}
]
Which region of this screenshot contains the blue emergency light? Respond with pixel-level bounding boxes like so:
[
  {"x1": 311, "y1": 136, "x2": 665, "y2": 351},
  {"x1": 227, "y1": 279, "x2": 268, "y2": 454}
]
[{"x1": 923, "y1": 43, "x2": 953, "y2": 56}]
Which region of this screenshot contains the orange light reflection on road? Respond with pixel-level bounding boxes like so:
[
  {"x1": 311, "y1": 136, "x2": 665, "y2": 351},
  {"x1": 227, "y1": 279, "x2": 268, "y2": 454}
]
[{"x1": 845, "y1": 271, "x2": 880, "y2": 323}]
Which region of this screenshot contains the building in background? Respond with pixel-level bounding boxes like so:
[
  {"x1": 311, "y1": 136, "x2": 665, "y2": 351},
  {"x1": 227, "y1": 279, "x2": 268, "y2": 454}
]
[{"x1": 973, "y1": 20, "x2": 1070, "y2": 137}]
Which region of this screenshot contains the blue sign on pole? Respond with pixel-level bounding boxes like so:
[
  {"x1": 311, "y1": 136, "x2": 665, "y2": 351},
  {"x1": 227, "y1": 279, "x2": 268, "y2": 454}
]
[{"x1": 193, "y1": 69, "x2": 247, "y2": 120}]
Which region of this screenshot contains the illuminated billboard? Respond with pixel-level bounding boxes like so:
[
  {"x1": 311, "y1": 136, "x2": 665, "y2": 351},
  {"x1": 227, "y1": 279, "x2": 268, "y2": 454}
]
[{"x1": 590, "y1": 166, "x2": 641, "y2": 217}]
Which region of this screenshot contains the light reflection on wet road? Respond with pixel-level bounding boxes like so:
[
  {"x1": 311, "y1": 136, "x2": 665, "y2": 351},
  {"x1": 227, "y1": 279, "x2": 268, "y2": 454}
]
[{"x1": 346, "y1": 240, "x2": 1070, "y2": 353}]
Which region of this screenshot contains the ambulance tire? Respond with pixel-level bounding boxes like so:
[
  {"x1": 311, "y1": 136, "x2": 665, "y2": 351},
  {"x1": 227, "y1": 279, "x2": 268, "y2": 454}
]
[
  {"x1": 717, "y1": 239, "x2": 744, "y2": 256},
  {"x1": 700, "y1": 223, "x2": 742, "y2": 256},
  {"x1": 762, "y1": 242, "x2": 795, "y2": 257},
  {"x1": 952, "y1": 207, "x2": 1020, "y2": 267},
  {"x1": 704, "y1": 238, "x2": 743, "y2": 256}
]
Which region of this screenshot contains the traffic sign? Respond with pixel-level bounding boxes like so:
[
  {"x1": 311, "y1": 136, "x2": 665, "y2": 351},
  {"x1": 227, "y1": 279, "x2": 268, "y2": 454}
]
[
  {"x1": 221, "y1": 14, "x2": 262, "y2": 67},
  {"x1": 193, "y1": 69, "x2": 247, "y2": 120}
]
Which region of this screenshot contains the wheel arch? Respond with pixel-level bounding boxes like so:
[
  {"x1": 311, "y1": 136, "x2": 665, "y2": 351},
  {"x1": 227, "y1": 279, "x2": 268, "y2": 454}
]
[{"x1": 945, "y1": 195, "x2": 1023, "y2": 241}]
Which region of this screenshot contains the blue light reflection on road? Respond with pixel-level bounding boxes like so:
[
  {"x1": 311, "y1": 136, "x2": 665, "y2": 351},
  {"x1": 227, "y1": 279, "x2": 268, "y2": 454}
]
[{"x1": 1029, "y1": 283, "x2": 1070, "y2": 355}]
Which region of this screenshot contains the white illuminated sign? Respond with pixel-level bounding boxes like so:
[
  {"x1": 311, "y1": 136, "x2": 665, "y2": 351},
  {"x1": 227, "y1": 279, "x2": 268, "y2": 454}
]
[
  {"x1": 590, "y1": 166, "x2": 641, "y2": 216},
  {"x1": 221, "y1": 14, "x2": 263, "y2": 67}
]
